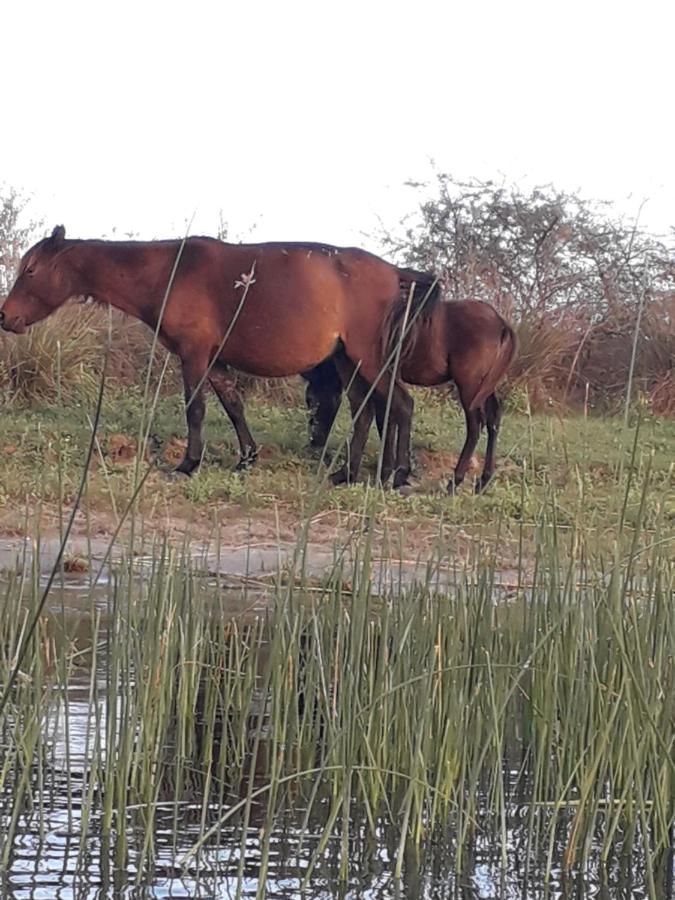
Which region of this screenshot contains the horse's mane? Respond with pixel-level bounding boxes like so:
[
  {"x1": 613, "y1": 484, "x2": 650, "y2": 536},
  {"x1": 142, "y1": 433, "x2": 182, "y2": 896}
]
[{"x1": 381, "y1": 268, "x2": 442, "y2": 370}]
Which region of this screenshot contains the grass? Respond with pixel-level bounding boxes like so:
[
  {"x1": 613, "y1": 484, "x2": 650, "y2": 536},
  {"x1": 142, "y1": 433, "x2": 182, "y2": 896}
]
[
  {"x1": 0, "y1": 380, "x2": 672, "y2": 563},
  {"x1": 0, "y1": 305, "x2": 104, "y2": 406},
  {"x1": 0, "y1": 320, "x2": 673, "y2": 895}
]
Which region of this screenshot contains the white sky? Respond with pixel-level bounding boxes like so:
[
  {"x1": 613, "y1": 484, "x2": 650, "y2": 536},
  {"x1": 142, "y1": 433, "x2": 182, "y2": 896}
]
[{"x1": 3, "y1": 0, "x2": 674, "y2": 248}]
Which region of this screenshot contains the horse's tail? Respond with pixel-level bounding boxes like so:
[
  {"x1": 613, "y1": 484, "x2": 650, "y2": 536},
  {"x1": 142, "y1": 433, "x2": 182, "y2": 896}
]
[
  {"x1": 468, "y1": 318, "x2": 518, "y2": 411},
  {"x1": 381, "y1": 268, "x2": 442, "y2": 367}
]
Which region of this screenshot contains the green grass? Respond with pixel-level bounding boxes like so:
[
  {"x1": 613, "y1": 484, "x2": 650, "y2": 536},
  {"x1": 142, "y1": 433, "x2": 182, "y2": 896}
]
[
  {"x1": 0, "y1": 383, "x2": 672, "y2": 562},
  {"x1": 0, "y1": 375, "x2": 672, "y2": 896}
]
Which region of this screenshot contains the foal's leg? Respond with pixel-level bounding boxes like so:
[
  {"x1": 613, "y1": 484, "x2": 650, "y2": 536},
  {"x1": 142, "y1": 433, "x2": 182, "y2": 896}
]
[
  {"x1": 175, "y1": 355, "x2": 209, "y2": 476},
  {"x1": 331, "y1": 386, "x2": 398, "y2": 486},
  {"x1": 208, "y1": 365, "x2": 258, "y2": 470},
  {"x1": 373, "y1": 400, "x2": 396, "y2": 483},
  {"x1": 475, "y1": 393, "x2": 502, "y2": 493},
  {"x1": 340, "y1": 362, "x2": 414, "y2": 488},
  {"x1": 448, "y1": 399, "x2": 482, "y2": 494}
]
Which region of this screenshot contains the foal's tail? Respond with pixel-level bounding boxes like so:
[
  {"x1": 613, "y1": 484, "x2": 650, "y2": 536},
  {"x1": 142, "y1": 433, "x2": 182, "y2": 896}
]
[
  {"x1": 469, "y1": 319, "x2": 518, "y2": 411},
  {"x1": 397, "y1": 267, "x2": 442, "y2": 312}
]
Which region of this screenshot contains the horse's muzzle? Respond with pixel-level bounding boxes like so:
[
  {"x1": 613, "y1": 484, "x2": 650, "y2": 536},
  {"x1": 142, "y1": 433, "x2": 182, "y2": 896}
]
[{"x1": 0, "y1": 310, "x2": 27, "y2": 334}]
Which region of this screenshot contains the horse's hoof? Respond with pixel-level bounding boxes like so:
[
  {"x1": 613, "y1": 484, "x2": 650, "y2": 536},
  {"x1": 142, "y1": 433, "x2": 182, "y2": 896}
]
[
  {"x1": 167, "y1": 469, "x2": 191, "y2": 481},
  {"x1": 307, "y1": 440, "x2": 328, "y2": 457},
  {"x1": 392, "y1": 469, "x2": 411, "y2": 490},
  {"x1": 447, "y1": 480, "x2": 460, "y2": 496},
  {"x1": 396, "y1": 482, "x2": 415, "y2": 497},
  {"x1": 169, "y1": 458, "x2": 199, "y2": 479},
  {"x1": 235, "y1": 451, "x2": 258, "y2": 473},
  {"x1": 330, "y1": 468, "x2": 350, "y2": 486},
  {"x1": 474, "y1": 476, "x2": 492, "y2": 495}
]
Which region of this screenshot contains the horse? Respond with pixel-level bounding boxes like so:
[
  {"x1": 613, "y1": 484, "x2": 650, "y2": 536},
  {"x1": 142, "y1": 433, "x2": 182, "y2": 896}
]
[
  {"x1": 0, "y1": 226, "x2": 436, "y2": 482},
  {"x1": 303, "y1": 295, "x2": 517, "y2": 493}
]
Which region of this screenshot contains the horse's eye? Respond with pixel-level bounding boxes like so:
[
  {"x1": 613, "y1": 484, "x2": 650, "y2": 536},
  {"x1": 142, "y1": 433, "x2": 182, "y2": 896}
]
[{"x1": 25, "y1": 266, "x2": 35, "y2": 276}]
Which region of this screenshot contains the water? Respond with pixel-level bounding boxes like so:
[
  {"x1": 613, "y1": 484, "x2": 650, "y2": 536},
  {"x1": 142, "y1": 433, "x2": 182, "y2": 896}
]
[
  {"x1": 4, "y1": 759, "x2": 671, "y2": 898},
  {"x1": 0, "y1": 540, "x2": 672, "y2": 899}
]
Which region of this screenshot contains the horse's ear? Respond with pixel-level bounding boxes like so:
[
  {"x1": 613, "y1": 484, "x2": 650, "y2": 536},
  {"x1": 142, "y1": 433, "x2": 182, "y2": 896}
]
[{"x1": 50, "y1": 225, "x2": 66, "y2": 247}]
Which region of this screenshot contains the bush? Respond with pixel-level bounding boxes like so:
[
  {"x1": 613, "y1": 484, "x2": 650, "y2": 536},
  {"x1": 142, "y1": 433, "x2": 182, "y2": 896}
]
[
  {"x1": 380, "y1": 173, "x2": 675, "y2": 414},
  {"x1": 0, "y1": 306, "x2": 103, "y2": 405}
]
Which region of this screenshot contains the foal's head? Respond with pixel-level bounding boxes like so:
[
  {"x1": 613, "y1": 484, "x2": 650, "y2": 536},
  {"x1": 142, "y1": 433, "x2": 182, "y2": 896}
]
[{"x1": 1, "y1": 226, "x2": 74, "y2": 333}]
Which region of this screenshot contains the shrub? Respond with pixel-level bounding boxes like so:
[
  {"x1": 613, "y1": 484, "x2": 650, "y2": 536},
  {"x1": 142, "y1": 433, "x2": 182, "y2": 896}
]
[
  {"x1": 380, "y1": 173, "x2": 675, "y2": 414},
  {"x1": 0, "y1": 305, "x2": 102, "y2": 405}
]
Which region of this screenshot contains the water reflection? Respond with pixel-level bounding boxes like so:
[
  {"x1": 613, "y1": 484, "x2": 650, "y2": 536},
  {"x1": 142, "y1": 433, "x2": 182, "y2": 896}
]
[{"x1": 2, "y1": 750, "x2": 671, "y2": 899}]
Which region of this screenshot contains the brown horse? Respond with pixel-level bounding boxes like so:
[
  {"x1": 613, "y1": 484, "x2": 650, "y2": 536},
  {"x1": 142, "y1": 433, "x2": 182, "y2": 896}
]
[
  {"x1": 0, "y1": 226, "x2": 430, "y2": 480},
  {"x1": 303, "y1": 295, "x2": 517, "y2": 493}
]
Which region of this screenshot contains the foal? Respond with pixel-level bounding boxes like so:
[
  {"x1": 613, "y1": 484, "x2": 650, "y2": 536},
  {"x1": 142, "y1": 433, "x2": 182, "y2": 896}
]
[{"x1": 304, "y1": 297, "x2": 516, "y2": 492}]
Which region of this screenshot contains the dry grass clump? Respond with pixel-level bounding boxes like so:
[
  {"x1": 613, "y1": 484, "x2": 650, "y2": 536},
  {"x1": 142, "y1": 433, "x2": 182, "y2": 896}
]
[{"x1": 0, "y1": 305, "x2": 102, "y2": 405}]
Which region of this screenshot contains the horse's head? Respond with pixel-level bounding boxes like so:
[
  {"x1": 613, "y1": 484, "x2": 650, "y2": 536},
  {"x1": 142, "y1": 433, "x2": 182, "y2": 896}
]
[{"x1": 0, "y1": 225, "x2": 73, "y2": 333}]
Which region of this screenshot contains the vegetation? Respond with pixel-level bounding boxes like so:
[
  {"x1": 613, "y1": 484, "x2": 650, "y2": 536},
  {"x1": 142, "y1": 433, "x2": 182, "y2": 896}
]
[
  {"x1": 0, "y1": 381, "x2": 673, "y2": 557},
  {"x1": 0, "y1": 484, "x2": 672, "y2": 895},
  {"x1": 0, "y1": 186, "x2": 42, "y2": 298},
  {"x1": 0, "y1": 184, "x2": 673, "y2": 896},
  {"x1": 381, "y1": 173, "x2": 675, "y2": 414}
]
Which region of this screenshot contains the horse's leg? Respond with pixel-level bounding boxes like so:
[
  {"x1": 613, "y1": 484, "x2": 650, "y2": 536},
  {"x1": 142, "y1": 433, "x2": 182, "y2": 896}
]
[
  {"x1": 390, "y1": 386, "x2": 415, "y2": 489},
  {"x1": 371, "y1": 392, "x2": 413, "y2": 488},
  {"x1": 302, "y1": 359, "x2": 343, "y2": 452},
  {"x1": 175, "y1": 356, "x2": 208, "y2": 476},
  {"x1": 353, "y1": 378, "x2": 414, "y2": 488},
  {"x1": 329, "y1": 355, "x2": 376, "y2": 485},
  {"x1": 448, "y1": 398, "x2": 482, "y2": 494},
  {"x1": 335, "y1": 387, "x2": 399, "y2": 485},
  {"x1": 475, "y1": 392, "x2": 502, "y2": 493},
  {"x1": 338, "y1": 389, "x2": 408, "y2": 487},
  {"x1": 208, "y1": 365, "x2": 258, "y2": 471},
  {"x1": 370, "y1": 380, "x2": 414, "y2": 488}
]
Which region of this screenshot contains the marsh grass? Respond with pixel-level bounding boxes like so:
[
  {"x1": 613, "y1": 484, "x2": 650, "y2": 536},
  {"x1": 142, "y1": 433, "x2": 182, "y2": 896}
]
[{"x1": 0, "y1": 488, "x2": 672, "y2": 895}]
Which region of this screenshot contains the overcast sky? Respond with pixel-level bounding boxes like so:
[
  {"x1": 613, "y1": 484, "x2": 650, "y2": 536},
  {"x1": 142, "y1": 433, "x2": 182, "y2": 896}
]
[{"x1": 3, "y1": 0, "x2": 673, "y2": 248}]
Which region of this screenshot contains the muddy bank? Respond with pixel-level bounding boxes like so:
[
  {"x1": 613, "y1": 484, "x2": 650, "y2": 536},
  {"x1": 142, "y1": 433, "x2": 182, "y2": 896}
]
[{"x1": 0, "y1": 509, "x2": 524, "y2": 605}]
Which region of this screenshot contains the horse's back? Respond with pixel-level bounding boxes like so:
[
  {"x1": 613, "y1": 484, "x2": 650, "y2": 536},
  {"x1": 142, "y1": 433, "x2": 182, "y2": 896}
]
[
  {"x1": 210, "y1": 240, "x2": 401, "y2": 310},
  {"x1": 155, "y1": 237, "x2": 404, "y2": 375},
  {"x1": 223, "y1": 239, "x2": 385, "y2": 263},
  {"x1": 444, "y1": 299, "x2": 510, "y2": 341}
]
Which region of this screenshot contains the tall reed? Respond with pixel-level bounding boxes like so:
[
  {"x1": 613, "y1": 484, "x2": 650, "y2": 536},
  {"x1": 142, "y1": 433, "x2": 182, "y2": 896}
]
[{"x1": 0, "y1": 490, "x2": 672, "y2": 896}]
